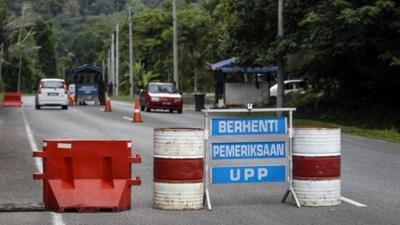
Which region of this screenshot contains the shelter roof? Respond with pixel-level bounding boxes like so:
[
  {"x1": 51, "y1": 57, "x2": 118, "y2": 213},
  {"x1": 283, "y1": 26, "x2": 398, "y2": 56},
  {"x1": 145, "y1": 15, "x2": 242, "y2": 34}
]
[{"x1": 73, "y1": 64, "x2": 102, "y2": 74}]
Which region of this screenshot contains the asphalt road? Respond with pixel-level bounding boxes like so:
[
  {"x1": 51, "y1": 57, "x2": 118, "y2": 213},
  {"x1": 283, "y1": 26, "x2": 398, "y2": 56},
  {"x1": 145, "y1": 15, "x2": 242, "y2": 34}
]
[{"x1": 0, "y1": 96, "x2": 399, "y2": 225}]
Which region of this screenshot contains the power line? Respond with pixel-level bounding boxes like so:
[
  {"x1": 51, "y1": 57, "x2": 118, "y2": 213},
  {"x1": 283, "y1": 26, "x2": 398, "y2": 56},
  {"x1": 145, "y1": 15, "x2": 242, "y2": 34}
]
[{"x1": 148, "y1": 0, "x2": 163, "y2": 10}]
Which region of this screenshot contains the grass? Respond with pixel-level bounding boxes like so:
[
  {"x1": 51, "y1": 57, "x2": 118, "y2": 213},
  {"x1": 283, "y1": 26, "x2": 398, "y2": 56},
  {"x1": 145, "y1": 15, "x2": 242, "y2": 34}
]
[
  {"x1": 111, "y1": 95, "x2": 134, "y2": 102},
  {"x1": 22, "y1": 92, "x2": 35, "y2": 96},
  {"x1": 295, "y1": 119, "x2": 400, "y2": 143}
]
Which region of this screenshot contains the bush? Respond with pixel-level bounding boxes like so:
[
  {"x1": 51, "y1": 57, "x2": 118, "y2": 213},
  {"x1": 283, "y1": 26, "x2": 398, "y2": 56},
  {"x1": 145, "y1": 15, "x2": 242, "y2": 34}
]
[{"x1": 288, "y1": 91, "x2": 400, "y2": 131}]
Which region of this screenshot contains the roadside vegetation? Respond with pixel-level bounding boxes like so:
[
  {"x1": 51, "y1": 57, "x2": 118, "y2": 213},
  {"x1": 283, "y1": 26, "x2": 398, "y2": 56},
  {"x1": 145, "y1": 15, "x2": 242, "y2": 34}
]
[
  {"x1": 0, "y1": 92, "x2": 3, "y2": 108},
  {"x1": 294, "y1": 119, "x2": 400, "y2": 144},
  {"x1": 287, "y1": 91, "x2": 400, "y2": 143},
  {"x1": 112, "y1": 95, "x2": 134, "y2": 102}
]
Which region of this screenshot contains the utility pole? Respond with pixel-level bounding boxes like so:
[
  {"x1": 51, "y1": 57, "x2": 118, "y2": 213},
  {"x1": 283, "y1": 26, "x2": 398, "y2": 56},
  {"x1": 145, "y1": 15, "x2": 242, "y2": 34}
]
[
  {"x1": 277, "y1": 0, "x2": 285, "y2": 115},
  {"x1": 107, "y1": 49, "x2": 111, "y2": 83},
  {"x1": 102, "y1": 59, "x2": 105, "y2": 81},
  {"x1": 17, "y1": 4, "x2": 26, "y2": 92},
  {"x1": 194, "y1": 60, "x2": 197, "y2": 93},
  {"x1": 128, "y1": 7, "x2": 134, "y2": 98},
  {"x1": 0, "y1": 43, "x2": 3, "y2": 84},
  {"x1": 111, "y1": 34, "x2": 115, "y2": 95},
  {"x1": 62, "y1": 65, "x2": 65, "y2": 80},
  {"x1": 172, "y1": 0, "x2": 179, "y2": 90},
  {"x1": 115, "y1": 23, "x2": 119, "y2": 96}
]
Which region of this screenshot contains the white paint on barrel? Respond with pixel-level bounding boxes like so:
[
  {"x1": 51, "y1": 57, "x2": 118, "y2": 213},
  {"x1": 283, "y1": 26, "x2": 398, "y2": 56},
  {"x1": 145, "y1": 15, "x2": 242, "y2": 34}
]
[
  {"x1": 153, "y1": 128, "x2": 205, "y2": 210},
  {"x1": 154, "y1": 128, "x2": 204, "y2": 158},
  {"x1": 153, "y1": 182, "x2": 204, "y2": 210},
  {"x1": 293, "y1": 127, "x2": 341, "y2": 156},
  {"x1": 294, "y1": 179, "x2": 341, "y2": 207},
  {"x1": 293, "y1": 126, "x2": 341, "y2": 206}
]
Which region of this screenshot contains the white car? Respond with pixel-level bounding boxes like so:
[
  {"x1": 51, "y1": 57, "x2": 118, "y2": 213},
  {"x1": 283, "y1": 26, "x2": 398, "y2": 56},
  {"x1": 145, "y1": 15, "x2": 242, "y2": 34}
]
[
  {"x1": 270, "y1": 79, "x2": 306, "y2": 98},
  {"x1": 35, "y1": 78, "x2": 68, "y2": 110}
]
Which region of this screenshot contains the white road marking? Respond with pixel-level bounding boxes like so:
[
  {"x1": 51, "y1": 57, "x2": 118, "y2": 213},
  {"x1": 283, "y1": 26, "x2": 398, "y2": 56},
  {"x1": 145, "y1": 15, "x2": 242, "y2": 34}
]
[
  {"x1": 123, "y1": 116, "x2": 133, "y2": 121},
  {"x1": 51, "y1": 213, "x2": 65, "y2": 225},
  {"x1": 22, "y1": 110, "x2": 66, "y2": 225},
  {"x1": 340, "y1": 196, "x2": 367, "y2": 207},
  {"x1": 22, "y1": 110, "x2": 42, "y2": 173}
]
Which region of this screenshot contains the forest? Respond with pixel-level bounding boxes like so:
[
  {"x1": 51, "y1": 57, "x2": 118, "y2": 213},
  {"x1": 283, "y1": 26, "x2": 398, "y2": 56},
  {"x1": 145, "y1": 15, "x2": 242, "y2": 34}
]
[{"x1": 0, "y1": 0, "x2": 399, "y2": 129}]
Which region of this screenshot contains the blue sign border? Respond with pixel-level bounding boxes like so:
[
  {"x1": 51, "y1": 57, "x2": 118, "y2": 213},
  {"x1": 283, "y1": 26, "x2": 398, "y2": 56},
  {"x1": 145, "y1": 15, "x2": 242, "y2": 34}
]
[
  {"x1": 210, "y1": 117, "x2": 286, "y2": 136},
  {"x1": 211, "y1": 141, "x2": 286, "y2": 160},
  {"x1": 211, "y1": 165, "x2": 286, "y2": 184},
  {"x1": 77, "y1": 83, "x2": 98, "y2": 96}
]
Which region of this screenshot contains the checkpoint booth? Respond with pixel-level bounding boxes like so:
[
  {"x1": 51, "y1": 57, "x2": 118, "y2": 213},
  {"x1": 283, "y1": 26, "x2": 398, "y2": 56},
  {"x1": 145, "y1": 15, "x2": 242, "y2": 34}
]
[
  {"x1": 207, "y1": 57, "x2": 277, "y2": 108},
  {"x1": 71, "y1": 64, "x2": 103, "y2": 105}
]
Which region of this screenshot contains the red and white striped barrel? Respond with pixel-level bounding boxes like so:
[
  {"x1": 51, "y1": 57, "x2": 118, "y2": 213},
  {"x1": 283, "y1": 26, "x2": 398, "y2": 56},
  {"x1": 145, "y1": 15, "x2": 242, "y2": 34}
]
[
  {"x1": 293, "y1": 126, "x2": 341, "y2": 206},
  {"x1": 153, "y1": 128, "x2": 204, "y2": 210}
]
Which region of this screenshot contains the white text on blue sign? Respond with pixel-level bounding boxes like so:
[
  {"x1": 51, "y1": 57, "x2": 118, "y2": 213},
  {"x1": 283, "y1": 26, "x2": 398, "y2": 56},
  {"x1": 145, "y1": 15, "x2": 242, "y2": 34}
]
[
  {"x1": 212, "y1": 142, "x2": 286, "y2": 160},
  {"x1": 211, "y1": 117, "x2": 286, "y2": 136},
  {"x1": 211, "y1": 165, "x2": 286, "y2": 184}
]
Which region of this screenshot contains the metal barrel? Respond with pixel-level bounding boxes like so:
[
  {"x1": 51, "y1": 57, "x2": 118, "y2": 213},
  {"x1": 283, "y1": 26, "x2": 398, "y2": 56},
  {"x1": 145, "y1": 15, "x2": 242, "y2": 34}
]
[
  {"x1": 153, "y1": 128, "x2": 204, "y2": 210},
  {"x1": 293, "y1": 126, "x2": 341, "y2": 206}
]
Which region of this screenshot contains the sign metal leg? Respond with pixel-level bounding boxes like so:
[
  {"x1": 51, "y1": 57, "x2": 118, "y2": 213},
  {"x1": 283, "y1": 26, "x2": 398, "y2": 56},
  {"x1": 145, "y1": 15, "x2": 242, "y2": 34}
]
[
  {"x1": 204, "y1": 110, "x2": 212, "y2": 210},
  {"x1": 205, "y1": 188, "x2": 212, "y2": 210},
  {"x1": 291, "y1": 185, "x2": 301, "y2": 208},
  {"x1": 281, "y1": 190, "x2": 290, "y2": 203},
  {"x1": 282, "y1": 186, "x2": 301, "y2": 208},
  {"x1": 281, "y1": 110, "x2": 301, "y2": 208}
]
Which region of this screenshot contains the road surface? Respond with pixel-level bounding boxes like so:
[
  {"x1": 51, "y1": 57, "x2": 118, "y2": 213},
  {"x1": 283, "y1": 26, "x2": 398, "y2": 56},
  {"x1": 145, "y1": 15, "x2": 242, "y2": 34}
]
[{"x1": 0, "y1": 96, "x2": 399, "y2": 225}]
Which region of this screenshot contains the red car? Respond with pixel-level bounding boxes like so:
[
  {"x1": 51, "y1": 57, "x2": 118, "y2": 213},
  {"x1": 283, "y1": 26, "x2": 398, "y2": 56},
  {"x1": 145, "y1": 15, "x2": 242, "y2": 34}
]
[{"x1": 140, "y1": 82, "x2": 183, "y2": 113}]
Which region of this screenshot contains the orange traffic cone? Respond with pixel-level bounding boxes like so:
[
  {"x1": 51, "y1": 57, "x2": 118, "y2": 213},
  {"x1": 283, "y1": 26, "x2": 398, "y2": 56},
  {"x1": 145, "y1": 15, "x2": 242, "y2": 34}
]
[
  {"x1": 132, "y1": 96, "x2": 142, "y2": 122},
  {"x1": 104, "y1": 97, "x2": 112, "y2": 112}
]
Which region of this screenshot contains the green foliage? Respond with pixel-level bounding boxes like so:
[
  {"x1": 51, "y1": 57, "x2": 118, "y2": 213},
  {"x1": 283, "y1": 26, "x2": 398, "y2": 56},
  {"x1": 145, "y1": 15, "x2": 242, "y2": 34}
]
[
  {"x1": 217, "y1": 0, "x2": 278, "y2": 65},
  {"x1": 0, "y1": 2, "x2": 43, "y2": 92},
  {"x1": 0, "y1": 0, "x2": 7, "y2": 43},
  {"x1": 299, "y1": 12, "x2": 320, "y2": 27},
  {"x1": 294, "y1": 118, "x2": 400, "y2": 143},
  {"x1": 132, "y1": 8, "x2": 171, "y2": 81},
  {"x1": 217, "y1": 0, "x2": 400, "y2": 129},
  {"x1": 70, "y1": 29, "x2": 107, "y2": 66},
  {"x1": 132, "y1": 61, "x2": 159, "y2": 89},
  {"x1": 34, "y1": 19, "x2": 58, "y2": 77},
  {"x1": 109, "y1": 3, "x2": 218, "y2": 94}
]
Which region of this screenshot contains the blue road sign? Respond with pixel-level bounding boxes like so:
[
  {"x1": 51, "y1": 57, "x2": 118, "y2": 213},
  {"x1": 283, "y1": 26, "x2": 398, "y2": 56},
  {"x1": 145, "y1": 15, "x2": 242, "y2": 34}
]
[
  {"x1": 210, "y1": 117, "x2": 286, "y2": 136},
  {"x1": 77, "y1": 84, "x2": 98, "y2": 96},
  {"x1": 211, "y1": 165, "x2": 286, "y2": 184},
  {"x1": 212, "y1": 141, "x2": 286, "y2": 160}
]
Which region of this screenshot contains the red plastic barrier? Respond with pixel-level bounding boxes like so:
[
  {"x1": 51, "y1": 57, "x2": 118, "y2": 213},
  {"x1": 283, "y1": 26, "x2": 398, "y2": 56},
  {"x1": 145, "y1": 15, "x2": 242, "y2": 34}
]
[
  {"x1": 3, "y1": 92, "x2": 23, "y2": 107},
  {"x1": 33, "y1": 140, "x2": 141, "y2": 213}
]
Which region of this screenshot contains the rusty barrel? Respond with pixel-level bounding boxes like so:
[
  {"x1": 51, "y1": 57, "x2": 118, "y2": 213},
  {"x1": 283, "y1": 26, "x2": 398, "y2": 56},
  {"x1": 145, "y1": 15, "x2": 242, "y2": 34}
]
[
  {"x1": 153, "y1": 128, "x2": 204, "y2": 210},
  {"x1": 293, "y1": 126, "x2": 341, "y2": 206}
]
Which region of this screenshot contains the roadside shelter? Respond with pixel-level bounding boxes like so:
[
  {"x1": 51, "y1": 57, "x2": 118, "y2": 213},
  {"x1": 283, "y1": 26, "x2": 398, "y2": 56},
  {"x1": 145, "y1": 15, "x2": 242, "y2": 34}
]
[
  {"x1": 207, "y1": 57, "x2": 277, "y2": 107},
  {"x1": 72, "y1": 64, "x2": 103, "y2": 105}
]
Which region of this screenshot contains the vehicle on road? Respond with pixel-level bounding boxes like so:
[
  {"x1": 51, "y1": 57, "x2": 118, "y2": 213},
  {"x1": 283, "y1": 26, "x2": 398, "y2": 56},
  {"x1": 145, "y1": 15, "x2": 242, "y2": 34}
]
[
  {"x1": 270, "y1": 79, "x2": 306, "y2": 99},
  {"x1": 140, "y1": 82, "x2": 183, "y2": 113},
  {"x1": 35, "y1": 78, "x2": 68, "y2": 110}
]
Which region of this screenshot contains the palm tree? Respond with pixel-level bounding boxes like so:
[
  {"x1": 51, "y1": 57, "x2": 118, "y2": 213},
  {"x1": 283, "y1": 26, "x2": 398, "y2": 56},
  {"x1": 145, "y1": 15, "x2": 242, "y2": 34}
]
[{"x1": 132, "y1": 61, "x2": 159, "y2": 91}]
